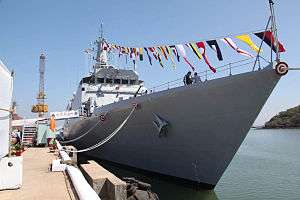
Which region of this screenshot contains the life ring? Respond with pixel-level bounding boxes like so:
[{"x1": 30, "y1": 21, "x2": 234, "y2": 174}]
[
  {"x1": 275, "y1": 62, "x2": 288, "y2": 76},
  {"x1": 99, "y1": 114, "x2": 106, "y2": 122},
  {"x1": 132, "y1": 102, "x2": 138, "y2": 108},
  {"x1": 132, "y1": 102, "x2": 141, "y2": 109}
]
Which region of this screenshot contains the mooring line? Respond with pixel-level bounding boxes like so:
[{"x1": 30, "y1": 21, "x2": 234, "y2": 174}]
[{"x1": 64, "y1": 105, "x2": 136, "y2": 153}]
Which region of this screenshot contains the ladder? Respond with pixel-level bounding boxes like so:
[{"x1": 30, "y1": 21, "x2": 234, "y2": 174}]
[{"x1": 22, "y1": 125, "x2": 37, "y2": 146}]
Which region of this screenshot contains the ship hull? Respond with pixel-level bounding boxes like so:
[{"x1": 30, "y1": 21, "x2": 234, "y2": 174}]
[{"x1": 65, "y1": 66, "x2": 280, "y2": 189}]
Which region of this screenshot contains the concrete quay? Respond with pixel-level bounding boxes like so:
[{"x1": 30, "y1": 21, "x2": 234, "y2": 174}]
[
  {"x1": 80, "y1": 160, "x2": 127, "y2": 200},
  {"x1": 0, "y1": 148, "x2": 76, "y2": 200}
]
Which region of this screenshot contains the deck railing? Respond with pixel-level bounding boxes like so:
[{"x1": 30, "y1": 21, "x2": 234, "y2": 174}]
[{"x1": 148, "y1": 57, "x2": 271, "y2": 93}]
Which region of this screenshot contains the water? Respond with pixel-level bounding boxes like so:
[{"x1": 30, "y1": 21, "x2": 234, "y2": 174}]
[
  {"x1": 215, "y1": 129, "x2": 300, "y2": 200},
  {"x1": 97, "y1": 129, "x2": 300, "y2": 200}
]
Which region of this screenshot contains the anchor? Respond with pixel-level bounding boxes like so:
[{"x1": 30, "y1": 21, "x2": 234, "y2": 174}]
[{"x1": 153, "y1": 114, "x2": 169, "y2": 137}]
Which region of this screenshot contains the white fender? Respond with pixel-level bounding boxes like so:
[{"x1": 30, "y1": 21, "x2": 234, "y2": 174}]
[{"x1": 66, "y1": 165, "x2": 100, "y2": 200}]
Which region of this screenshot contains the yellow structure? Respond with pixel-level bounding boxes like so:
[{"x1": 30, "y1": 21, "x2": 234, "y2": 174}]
[
  {"x1": 32, "y1": 53, "x2": 48, "y2": 117},
  {"x1": 31, "y1": 104, "x2": 48, "y2": 113}
]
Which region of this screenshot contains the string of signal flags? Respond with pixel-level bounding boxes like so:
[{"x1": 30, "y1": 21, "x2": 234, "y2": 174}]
[{"x1": 103, "y1": 30, "x2": 285, "y2": 73}]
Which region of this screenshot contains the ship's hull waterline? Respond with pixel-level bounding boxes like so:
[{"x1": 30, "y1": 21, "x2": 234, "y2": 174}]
[{"x1": 65, "y1": 66, "x2": 280, "y2": 189}]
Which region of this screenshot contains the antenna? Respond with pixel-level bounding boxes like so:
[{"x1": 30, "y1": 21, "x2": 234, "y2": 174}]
[
  {"x1": 100, "y1": 22, "x2": 104, "y2": 39},
  {"x1": 84, "y1": 42, "x2": 93, "y2": 74}
]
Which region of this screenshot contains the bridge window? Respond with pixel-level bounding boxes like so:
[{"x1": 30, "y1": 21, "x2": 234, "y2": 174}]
[
  {"x1": 129, "y1": 80, "x2": 136, "y2": 85},
  {"x1": 106, "y1": 78, "x2": 113, "y2": 84},
  {"x1": 114, "y1": 79, "x2": 121, "y2": 84},
  {"x1": 82, "y1": 76, "x2": 95, "y2": 84},
  {"x1": 81, "y1": 87, "x2": 85, "y2": 91},
  {"x1": 122, "y1": 79, "x2": 128, "y2": 84},
  {"x1": 82, "y1": 77, "x2": 91, "y2": 84},
  {"x1": 90, "y1": 77, "x2": 95, "y2": 84},
  {"x1": 97, "y1": 78, "x2": 104, "y2": 83}
]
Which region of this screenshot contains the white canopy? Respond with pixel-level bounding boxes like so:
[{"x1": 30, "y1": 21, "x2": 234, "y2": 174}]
[{"x1": 0, "y1": 60, "x2": 13, "y2": 158}]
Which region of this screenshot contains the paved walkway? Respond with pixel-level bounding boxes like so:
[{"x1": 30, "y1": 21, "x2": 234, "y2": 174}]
[{"x1": 0, "y1": 148, "x2": 76, "y2": 200}]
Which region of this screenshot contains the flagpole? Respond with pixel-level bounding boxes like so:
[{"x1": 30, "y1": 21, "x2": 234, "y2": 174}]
[
  {"x1": 252, "y1": 16, "x2": 271, "y2": 71},
  {"x1": 268, "y1": 0, "x2": 280, "y2": 62}
]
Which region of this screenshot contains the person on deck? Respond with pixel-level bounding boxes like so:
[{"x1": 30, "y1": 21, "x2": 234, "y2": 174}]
[
  {"x1": 193, "y1": 72, "x2": 202, "y2": 84},
  {"x1": 183, "y1": 71, "x2": 193, "y2": 85}
]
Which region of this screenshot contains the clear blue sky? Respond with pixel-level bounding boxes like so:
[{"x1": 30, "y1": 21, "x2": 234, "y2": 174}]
[{"x1": 0, "y1": 0, "x2": 299, "y2": 125}]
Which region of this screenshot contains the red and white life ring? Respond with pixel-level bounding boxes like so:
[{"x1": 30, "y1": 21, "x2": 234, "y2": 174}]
[{"x1": 275, "y1": 62, "x2": 288, "y2": 76}]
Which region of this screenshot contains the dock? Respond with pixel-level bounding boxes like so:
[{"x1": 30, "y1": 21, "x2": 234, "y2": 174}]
[{"x1": 0, "y1": 148, "x2": 76, "y2": 200}]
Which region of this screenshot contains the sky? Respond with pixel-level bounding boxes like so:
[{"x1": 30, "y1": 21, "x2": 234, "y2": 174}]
[{"x1": 0, "y1": 0, "x2": 299, "y2": 126}]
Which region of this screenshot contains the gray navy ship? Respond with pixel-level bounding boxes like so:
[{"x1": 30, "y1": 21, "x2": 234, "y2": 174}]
[{"x1": 62, "y1": 23, "x2": 289, "y2": 189}]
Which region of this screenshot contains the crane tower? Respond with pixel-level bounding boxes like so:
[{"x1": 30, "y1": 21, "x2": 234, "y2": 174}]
[{"x1": 31, "y1": 53, "x2": 48, "y2": 117}]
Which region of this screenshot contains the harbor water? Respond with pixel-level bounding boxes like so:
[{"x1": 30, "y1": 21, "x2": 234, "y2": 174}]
[{"x1": 97, "y1": 129, "x2": 300, "y2": 200}]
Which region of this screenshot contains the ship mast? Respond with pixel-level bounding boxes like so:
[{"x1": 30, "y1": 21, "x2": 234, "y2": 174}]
[{"x1": 93, "y1": 23, "x2": 108, "y2": 74}]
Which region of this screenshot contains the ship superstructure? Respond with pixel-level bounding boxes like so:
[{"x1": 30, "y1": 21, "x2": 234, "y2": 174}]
[{"x1": 67, "y1": 37, "x2": 146, "y2": 118}]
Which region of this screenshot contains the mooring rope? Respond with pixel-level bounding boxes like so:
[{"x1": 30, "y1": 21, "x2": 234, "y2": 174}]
[
  {"x1": 0, "y1": 108, "x2": 11, "y2": 112},
  {"x1": 64, "y1": 105, "x2": 136, "y2": 153},
  {"x1": 60, "y1": 116, "x2": 104, "y2": 144}
]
